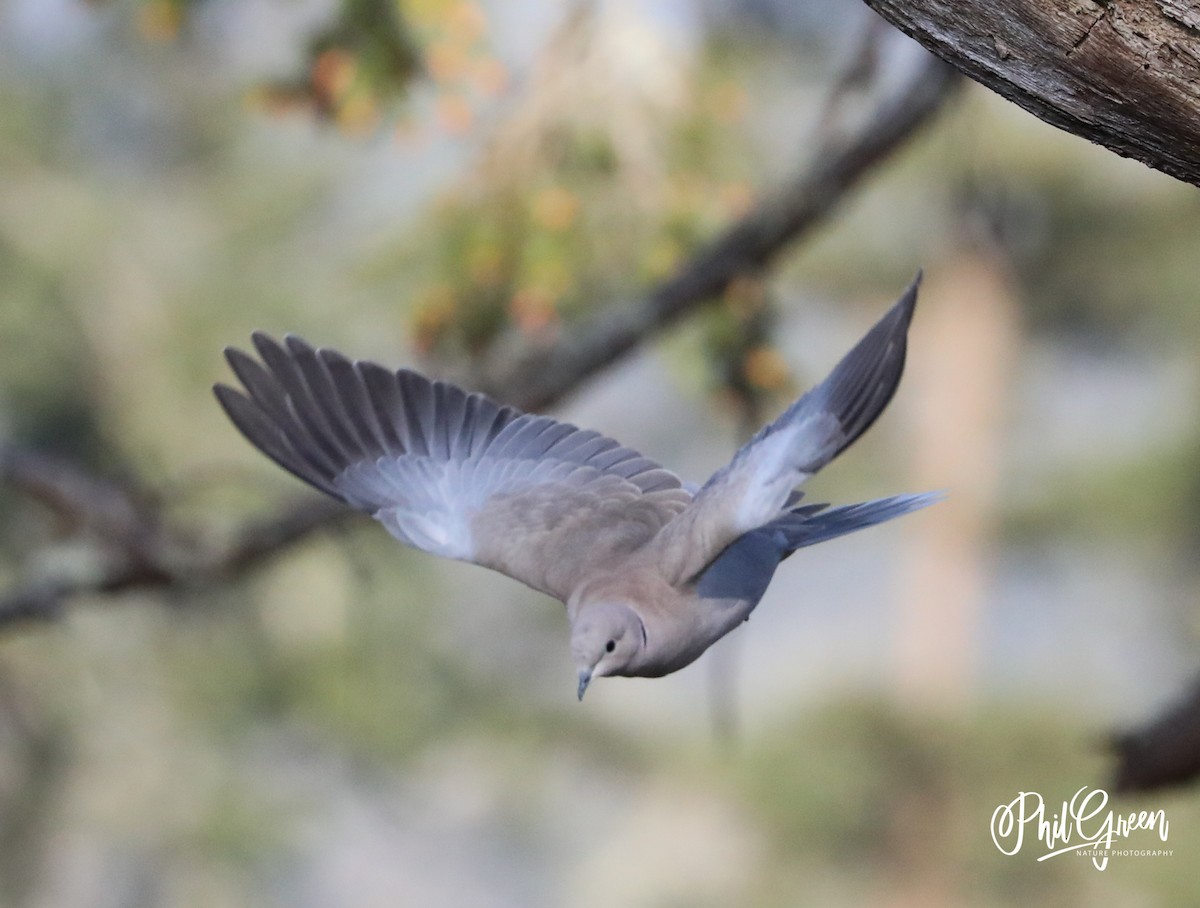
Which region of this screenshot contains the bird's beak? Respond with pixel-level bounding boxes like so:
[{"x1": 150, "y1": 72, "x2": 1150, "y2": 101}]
[{"x1": 576, "y1": 668, "x2": 593, "y2": 701}]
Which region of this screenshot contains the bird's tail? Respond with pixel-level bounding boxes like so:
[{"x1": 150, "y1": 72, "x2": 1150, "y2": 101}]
[{"x1": 772, "y1": 491, "x2": 943, "y2": 556}]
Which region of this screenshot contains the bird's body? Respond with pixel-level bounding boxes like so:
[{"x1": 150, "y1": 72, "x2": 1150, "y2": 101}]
[
  {"x1": 215, "y1": 275, "x2": 939, "y2": 698},
  {"x1": 568, "y1": 558, "x2": 736, "y2": 679}
]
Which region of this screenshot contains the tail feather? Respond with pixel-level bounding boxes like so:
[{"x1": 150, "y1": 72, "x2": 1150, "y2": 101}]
[
  {"x1": 772, "y1": 491, "x2": 943, "y2": 556},
  {"x1": 694, "y1": 491, "x2": 941, "y2": 603}
]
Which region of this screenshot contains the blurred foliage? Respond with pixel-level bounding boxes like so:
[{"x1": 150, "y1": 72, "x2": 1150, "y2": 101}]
[
  {"x1": 383, "y1": 5, "x2": 791, "y2": 419},
  {"x1": 729, "y1": 699, "x2": 1200, "y2": 906},
  {"x1": 0, "y1": 255, "x2": 111, "y2": 464},
  {"x1": 701, "y1": 277, "x2": 796, "y2": 431},
  {"x1": 1002, "y1": 436, "x2": 1200, "y2": 553},
  {"x1": 125, "y1": 0, "x2": 499, "y2": 134},
  {"x1": 258, "y1": 0, "x2": 422, "y2": 130},
  {"x1": 3, "y1": 1, "x2": 1200, "y2": 906},
  {"x1": 111, "y1": 0, "x2": 797, "y2": 419},
  {"x1": 252, "y1": 0, "x2": 501, "y2": 133}
]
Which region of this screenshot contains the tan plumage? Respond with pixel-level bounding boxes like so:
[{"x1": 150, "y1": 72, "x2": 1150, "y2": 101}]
[{"x1": 215, "y1": 275, "x2": 939, "y2": 699}]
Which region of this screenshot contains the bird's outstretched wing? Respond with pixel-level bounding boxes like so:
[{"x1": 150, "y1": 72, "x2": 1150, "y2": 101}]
[
  {"x1": 651, "y1": 274, "x2": 921, "y2": 585},
  {"x1": 214, "y1": 334, "x2": 691, "y2": 601}
]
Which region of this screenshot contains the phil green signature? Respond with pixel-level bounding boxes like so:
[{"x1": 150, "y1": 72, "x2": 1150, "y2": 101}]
[{"x1": 991, "y1": 787, "x2": 1169, "y2": 871}]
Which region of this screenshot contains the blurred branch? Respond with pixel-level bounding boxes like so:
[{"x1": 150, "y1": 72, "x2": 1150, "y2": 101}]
[
  {"x1": 1111, "y1": 673, "x2": 1200, "y2": 793},
  {"x1": 858, "y1": 0, "x2": 1200, "y2": 187},
  {"x1": 0, "y1": 444, "x2": 354, "y2": 627},
  {"x1": 485, "y1": 49, "x2": 959, "y2": 410},
  {"x1": 0, "y1": 46, "x2": 959, "y2": 630},
  {"x1": 0, "y1": 445, "x2": 160, "y2": 560}
]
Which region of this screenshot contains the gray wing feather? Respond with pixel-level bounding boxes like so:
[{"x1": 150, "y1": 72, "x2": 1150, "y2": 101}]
[
  {"x1": 693, "y1": 526, "x2": 786, "y2": 604},
  {"x1": 215, "y1": 333, "x2": 691, "y2": 599},
  {"x1": 285, "y1": 336, "x2": 369, "y2": 461},
  {"x1": 652, "y1": 274, "x2": 922, "y2": 586},
  {"x1": 214, "y1": 383, "x2": 335, "y2": 494},
  {"x1": 724, "y1": 272, "x2": 919, "y2": 478},
  {"x1": 322, "y1": 350, "x2": 389, "y2": 458},
  {"x1": 252, "y1": 333, "x2": 354, "y2": 466}
]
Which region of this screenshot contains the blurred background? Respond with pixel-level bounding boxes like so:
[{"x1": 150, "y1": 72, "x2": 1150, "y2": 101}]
[{"x1": 2, "y1": 0, "x2": 1200, "y2": 905}]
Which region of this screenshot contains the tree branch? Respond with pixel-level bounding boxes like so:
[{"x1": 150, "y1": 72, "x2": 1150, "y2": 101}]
[
  {"x1": 487, "y1": 50, "x2": 960, "y2": 410},
  {"x1": 0, "y1": 445, "x2": 359, "y2": 625},
  {"x1": 859, "y1": 0, "x2": 1200, "y2": 186}
]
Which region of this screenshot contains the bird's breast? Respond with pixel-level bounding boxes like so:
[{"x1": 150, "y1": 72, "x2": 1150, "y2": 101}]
[{"x1": 630, "y1": 592, "x2": 754, "y2": 678}]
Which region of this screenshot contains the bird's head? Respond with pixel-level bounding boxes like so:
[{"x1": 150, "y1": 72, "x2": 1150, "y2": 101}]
[{"x1": 569, "y1": 601, "x2": 647, "y2": 700}]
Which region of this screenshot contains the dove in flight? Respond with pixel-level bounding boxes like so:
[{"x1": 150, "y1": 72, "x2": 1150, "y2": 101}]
[{"x1": 214, "y1": 275, "x2": 939, "y2": 700}]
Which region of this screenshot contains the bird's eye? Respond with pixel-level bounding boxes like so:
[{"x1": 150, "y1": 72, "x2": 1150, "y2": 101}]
[{"x1": 605, "y1": 639, "x2": 615, "y2": 653}]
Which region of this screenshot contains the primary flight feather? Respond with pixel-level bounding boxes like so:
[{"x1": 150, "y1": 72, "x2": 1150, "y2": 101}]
[{"x1": 215, "y1": 275, "x2": 939, "y2": 699}]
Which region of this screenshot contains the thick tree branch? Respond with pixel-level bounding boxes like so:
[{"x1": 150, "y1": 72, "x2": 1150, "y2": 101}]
[
  {"x1": 0, "y1": 48, "x2": 959, "y2": 630},
  {"x1": 859, "y1": 0, "x2": 1200, "y2": 186}
]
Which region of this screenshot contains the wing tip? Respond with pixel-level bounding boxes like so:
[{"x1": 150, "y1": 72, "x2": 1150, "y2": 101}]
[
  {"x1": 887, "y1": 269, "x2": 922, "y2": 331},
  {"x1": 284, "y1": 333, "x2": 317, "y2": 357},
  {"x1": 250, "y1": 330, "x2": 287, "y2": 363},
  {"x1": 248, "y1": 329, "x2": 281, "y2": 353},
  {"x1": 212, "y1": 380, "x2": 245, "y2": 411},
  {"x1": 222, "y1": 344, "x2": 258, "y2": 374}
]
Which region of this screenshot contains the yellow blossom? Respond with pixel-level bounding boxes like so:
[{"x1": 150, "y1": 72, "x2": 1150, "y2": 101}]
[
  {"x1": 531, "y1": 186, "x2": 580, "y2": 232},
  {"x1": 742, "y1": 346, "x2": 791, "y2": 391}
]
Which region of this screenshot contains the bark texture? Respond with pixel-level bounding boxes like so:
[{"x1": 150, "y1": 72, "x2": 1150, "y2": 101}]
[{"x1": 861, "y1": 0, "x2": 1200, "y2": 186}]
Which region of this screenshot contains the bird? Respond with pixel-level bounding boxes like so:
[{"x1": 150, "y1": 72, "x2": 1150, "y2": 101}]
[{"x1": 214, "y1": 275, "x2": 939, "y2": 700}]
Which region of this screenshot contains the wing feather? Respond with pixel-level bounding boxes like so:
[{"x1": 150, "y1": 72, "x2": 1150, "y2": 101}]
[
  {"x1": 252, "y1": 333, "x2": 352, "y2": 467},
  {"x1": 216, "y1": 335, "x2": 690, "y2": 600},
  {"x1": 286, "y1": 336, "x2": 374, "y2": 462},
  {"x1": 651, "y1": 274, "x2": 921, "y2": 585},
  {"x1": 357, "y1": 360, "x2": 407, "y2": 451},
  {"x1": 324, "y1": 351, "x2": 391, "y2": 459}
]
